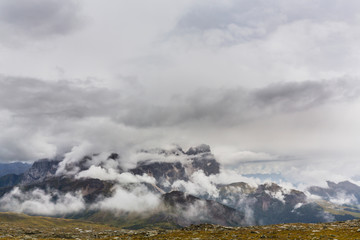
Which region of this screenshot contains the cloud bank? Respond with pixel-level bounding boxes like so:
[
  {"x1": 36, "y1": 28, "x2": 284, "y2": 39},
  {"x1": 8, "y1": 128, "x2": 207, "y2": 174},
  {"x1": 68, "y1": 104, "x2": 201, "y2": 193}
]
[{"x1": 0, "y1": 187, "x2": 85, "y2": 216}]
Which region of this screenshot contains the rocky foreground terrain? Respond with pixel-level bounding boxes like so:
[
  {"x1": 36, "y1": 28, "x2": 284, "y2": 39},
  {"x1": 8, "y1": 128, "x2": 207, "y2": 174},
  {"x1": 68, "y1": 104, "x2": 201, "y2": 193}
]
[{"x1": 1, "y1": 212, "x2": 360, "y2": 239}]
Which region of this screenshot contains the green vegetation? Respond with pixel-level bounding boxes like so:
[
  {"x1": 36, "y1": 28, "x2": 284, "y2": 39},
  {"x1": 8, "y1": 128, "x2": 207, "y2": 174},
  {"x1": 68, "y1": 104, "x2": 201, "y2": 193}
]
[
  {"x1": 1, "y1": 212, "x2": 360, "y2": 239},
  {"x1": 69, "y1": 209, "x2": 180, "y2": 230},
  {"x1": 0, "y1": 211, "x2": 114, "y2": 229},
  {"x1": 316, "y1": 200, "x2": 360, "y2": 218}
]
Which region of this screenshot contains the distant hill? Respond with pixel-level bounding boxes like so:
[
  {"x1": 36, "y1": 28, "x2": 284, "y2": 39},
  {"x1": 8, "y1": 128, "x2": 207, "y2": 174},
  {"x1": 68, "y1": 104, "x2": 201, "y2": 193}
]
[
  {"x1": 0, "y1": 162, "x2": 31, "y2": 177},
  {"x1": 0, "y1": 173, "x2": 24, "y2": 188}
]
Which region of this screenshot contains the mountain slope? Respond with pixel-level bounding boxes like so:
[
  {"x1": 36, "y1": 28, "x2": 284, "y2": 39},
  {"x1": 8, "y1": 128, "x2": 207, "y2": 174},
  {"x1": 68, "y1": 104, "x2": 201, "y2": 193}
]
[
  {"x1": 66, "y1": 190, "x2": 245, "y2": 229},
  {"x1": 0, "y1": 162, "x2": 31, "y2": 177},
  {"x1": 0, "y1": 173, "x2": 23, "y2": 188}
]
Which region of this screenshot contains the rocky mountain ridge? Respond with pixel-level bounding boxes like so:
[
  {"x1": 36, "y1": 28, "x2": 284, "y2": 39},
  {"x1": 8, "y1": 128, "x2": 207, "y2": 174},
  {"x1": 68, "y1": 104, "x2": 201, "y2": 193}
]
[
  {"x1": 0, "y1": 144, "x2": 359, "y2": 228},
  {"x1": 0, "y1": 162, "x2": 31, "y2": 177}
]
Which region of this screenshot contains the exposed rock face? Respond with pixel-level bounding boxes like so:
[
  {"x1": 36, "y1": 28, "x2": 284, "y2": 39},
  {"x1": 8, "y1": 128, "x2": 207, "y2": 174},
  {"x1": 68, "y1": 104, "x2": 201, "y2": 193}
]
[
  {"x1": 185, "y1": 144, "x2": 211, "y2": 155},
  {"x1": 251, "y1": 183, "x2": 307, "y2": 212},
  {"x1": 21, "y1": 159, "x2": 61, "y2": 185},
  {"x1": 190, "y1": 156, "x2": 220, "y2": 176},
  {"x1": 163, "y1": 191, "x2": 245, "y2": 227},
  {"x1": 10, "y1": 144, "x2": 220, "y2": 189},
  {"x1": 0, "y1": 144, "x2": 221, "y2": 197},
  {"x1": 163, "y1": 190, "x2": 199, "y2": 206},
  {"x1": 131, "y1": 161, "x2": 186, "y2": 187},
  {"x1": 22, "y1": 177, "x2": 114, "y2": 203},
  {"x1": 130, "y1": 144, "x2": 220, "y2": 190},
  {"x1": 61, "y1": 153, "x2": 123, "y2": 175},
  {"x1": 219, "y1": 182, "x2": 257, "y2": 196},
  {"x1": 309, "y1": 181, "x2": 360, "y2": 203},
  {"x1": 217, "y1": 182, "x2": 306, "y2": 208},
  {"x1": 250, "y1": 183, "x2": 312, "y2": 225},
  {"x1": 18, "y1": 153, "x2": 124, "y2": 186},
  {"x1": 215, "y1": 182, "x2": 329, "y2": 225}
]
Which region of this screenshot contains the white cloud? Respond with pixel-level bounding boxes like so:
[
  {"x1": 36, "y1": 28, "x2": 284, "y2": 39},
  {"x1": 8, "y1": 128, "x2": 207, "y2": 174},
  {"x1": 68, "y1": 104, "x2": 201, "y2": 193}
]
[
  {"x1": 0, "y1": 187, "x2": 85, "y2": 215},
  {"x1": 56, "y1": 142, "x2": 93, "y2": 175},
  {"x1": 172, "y1": 170, "x2": 219, "y2": 198},
  {"x1": 329, "y1": 192, "x2": 358, "y2": 205},
  {"x1": 213, "y1": 147, "x2": 279, "y2": 166},
  {"x1": 76, "y1": 166, "x2": 156, "y2": 185},
  {"x1": 93, "y1": 185, "x2": 161, "y2": 212}
]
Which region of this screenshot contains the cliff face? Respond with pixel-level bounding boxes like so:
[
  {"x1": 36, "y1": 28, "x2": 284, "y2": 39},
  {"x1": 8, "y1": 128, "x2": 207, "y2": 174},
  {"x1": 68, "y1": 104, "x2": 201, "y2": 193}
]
[
  {"x1": 215, "y1": 182, "x2": 326, "y2": 225},
  {"x1": 21, "y1": 158, "x2": 61, "y2": 185},
  {"x1": 18, "y1": 144, "x2": 220, "y2": 188},
  {"x1": 130, "y1": 144, "x2": 219, "y2": 190}
]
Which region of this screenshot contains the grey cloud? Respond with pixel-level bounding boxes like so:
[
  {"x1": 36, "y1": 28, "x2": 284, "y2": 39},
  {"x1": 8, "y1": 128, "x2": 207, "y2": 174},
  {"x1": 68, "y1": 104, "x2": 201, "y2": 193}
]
[
  {"x1": 253, "y1": 79, "x2": 360, "y2": 112},
  {"x1": 0, "y1": 76, "x2": 122, "y2": 120},
  {"x1": 0, "y1": 187, "x2": 85, "y2": 216},
  {"x1": 0, "y1": 0, "x2": 84, "y2": 38},
  {"x1": 0, "y1": 75, "x2": 359, "y2": 162},
  {"x1": 1, "y1": 76, "x2": 359, "y2": 127},
  {"x1": 177, "y1": 1, "x2": 282, "y2": 31},
  {"x1": 121, "y1": 78, "x2": 360, "y2": 127},
  {"x1": 174, "y1": 0, "x2": 360, "y2": 45},
  {"x1": 0, "y1": 76, "x2": 125, "y2": 161}
]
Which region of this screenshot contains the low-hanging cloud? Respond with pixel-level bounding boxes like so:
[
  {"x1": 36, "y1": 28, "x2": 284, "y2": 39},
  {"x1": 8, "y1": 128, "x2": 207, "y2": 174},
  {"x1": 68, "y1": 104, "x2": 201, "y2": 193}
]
[
  {"x1": 92, "y1": 184, "x2": 161, "y2": 213},
  {"x1": 0, "y1": 187, "x2": 86, "y2": 216},
  {"x1": 172, "y1": 170, "x2": 220, "y2": 198},
  {"x1": 76, "y1": 166, "x2": 157, "y2": 185},
  {"x1": 0, "y1": 185, "x2": 161, "y2": 216}
]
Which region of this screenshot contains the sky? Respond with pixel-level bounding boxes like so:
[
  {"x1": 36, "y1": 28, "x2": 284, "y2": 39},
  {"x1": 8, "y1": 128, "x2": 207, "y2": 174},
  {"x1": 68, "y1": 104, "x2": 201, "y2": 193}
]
[{"x1": 1, "y1": 0, "x2": 360, "y2": 186}]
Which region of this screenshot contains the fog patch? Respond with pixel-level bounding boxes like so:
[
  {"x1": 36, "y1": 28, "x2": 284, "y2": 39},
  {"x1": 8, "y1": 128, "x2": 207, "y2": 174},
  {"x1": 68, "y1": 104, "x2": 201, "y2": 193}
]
[
  {"x1": 172, "y1": 170, "x2": 219, "y2": 198},
  {"x1": 329, "y1": 192, "x2": 358, "y2": 205},
  {"x1": 93, "y1": 185, "x2": 161, "y2": 213},
  {"x1": 0, "y1": 187, "x2": 85, "y2": 216},
  {"x1": 76, "y1": 166, "x2": 156, "y2": 185}
]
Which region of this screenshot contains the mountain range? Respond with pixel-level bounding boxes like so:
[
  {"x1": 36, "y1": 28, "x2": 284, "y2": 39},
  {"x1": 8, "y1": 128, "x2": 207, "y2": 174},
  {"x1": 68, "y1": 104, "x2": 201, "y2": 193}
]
[
  {"x1": 0, "y1": 144, "x2": 359, "y2": 229},
  {"x1": 0, "y1": 162, "x2": 31, "y2": 177}
]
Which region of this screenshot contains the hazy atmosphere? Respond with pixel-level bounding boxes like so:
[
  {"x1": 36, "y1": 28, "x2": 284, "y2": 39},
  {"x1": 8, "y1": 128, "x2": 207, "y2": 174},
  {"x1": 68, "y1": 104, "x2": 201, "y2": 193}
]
[{"x1": 1, "y1": 0, "x2": 360, "y2": 188}]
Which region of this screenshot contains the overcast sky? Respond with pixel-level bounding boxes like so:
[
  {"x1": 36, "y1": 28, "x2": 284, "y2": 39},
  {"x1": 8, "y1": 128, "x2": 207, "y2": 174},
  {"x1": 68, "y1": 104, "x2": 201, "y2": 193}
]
[{"x1": 1, "y1": 0, "x2": 360, "y2": 185}]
